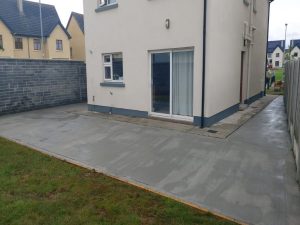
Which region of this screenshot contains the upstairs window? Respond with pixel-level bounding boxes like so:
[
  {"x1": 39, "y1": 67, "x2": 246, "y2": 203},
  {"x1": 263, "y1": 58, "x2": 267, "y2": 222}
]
[
  {"x1": 294, "y1": 52, "x2": 298, "y2": 57},
  {"x1": 276, "y1": 53, "x2": 280, "y2": 58},
  {"x1": 98, "y1": 0, "x2": 117, "y2": 7},
  {"x1": 0, "y1": 35, "x2": 3, "y2": 50},
  {"x1": 103, "y1": 53, "x2": 123, "y2": 82},
  {"x1": 56, "y1": 40, "x2": 63, "y2": 51},
  {"x1": 15, "y1": 37, "x2": 23, "y2": 50},
  {"x1": 33, "y1": 39, "x2": 41, "y2": 51}
]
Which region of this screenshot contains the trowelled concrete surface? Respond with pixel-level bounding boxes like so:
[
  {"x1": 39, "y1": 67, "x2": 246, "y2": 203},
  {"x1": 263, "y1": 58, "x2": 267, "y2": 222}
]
[{"x1": 0, "y1": 97, "x2": 299, "y2": 225}]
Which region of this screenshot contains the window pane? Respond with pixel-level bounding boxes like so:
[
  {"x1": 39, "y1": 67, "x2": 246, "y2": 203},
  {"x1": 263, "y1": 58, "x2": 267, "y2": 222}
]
[
  {"x1": 0, "y1": 35, "x2": 3, "y2": 49},
  {"x1": 172, "y1": 51, "x2": 194, "y2": 117},
  {"x1": 112, "y1": 53, "x2": 123, "y2": 81},
  {"x1": 108, "y1": 0, "x2": 117, "y2": 5},
  {"x1": 34, "y1": 39, "x2": 41, "y2": 50},
  {"x1": 56, "y1": 40, "x2": 63, "y2": 50},
  {"x1": 15, "y1": 38, "x2": 23, "y2": 49},
  {"x1": 104, "y1": 55, "x2": 111, "y2": 63},
  {"x1": 105, "y1": 66, "x2": 112, "y2": 79}
]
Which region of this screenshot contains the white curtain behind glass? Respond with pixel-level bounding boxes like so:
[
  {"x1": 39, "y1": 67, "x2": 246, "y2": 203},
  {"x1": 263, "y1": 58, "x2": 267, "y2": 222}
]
[{"x1": 172, "y1": 51, "x2": 193, "y2": 117}]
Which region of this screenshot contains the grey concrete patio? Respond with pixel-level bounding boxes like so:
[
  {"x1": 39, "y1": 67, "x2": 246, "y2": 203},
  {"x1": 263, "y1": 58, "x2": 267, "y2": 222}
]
[{"x1": 0, "y1": 97, "x2": 299, "y2": 225}]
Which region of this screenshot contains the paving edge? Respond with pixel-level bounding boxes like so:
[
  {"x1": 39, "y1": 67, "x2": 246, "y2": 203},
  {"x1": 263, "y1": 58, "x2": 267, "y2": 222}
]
[{"x1": 2, "y1": 136, "x2": 249, "y2": 225}]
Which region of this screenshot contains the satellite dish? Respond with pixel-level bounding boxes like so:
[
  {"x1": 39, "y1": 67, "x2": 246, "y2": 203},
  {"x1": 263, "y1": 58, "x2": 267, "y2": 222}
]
[{"x1": 98, "y1": 0, "x2": 106, "y2": 7}]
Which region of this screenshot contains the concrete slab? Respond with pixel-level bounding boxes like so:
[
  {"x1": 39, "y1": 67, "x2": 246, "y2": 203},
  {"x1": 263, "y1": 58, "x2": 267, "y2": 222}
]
[{"x1": 0, "y1": 96, "x2": 299, "y2": 225}]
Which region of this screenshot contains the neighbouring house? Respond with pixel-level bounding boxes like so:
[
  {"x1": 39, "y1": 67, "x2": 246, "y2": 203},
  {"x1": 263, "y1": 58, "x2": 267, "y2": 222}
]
[
  {"x1": 84, "y1": 0, "x2": 272, "y2": 127},
  {"x1": 290, "y1": 39, "x2": 300, "y2": 60},
  {"x1": 0, "y1": 0, "x2": 71, "y2": 60},
  {"x1": 67, "y1": 12, "x2": 85, "y2": 61},
  {"x1": 267, "y1": 40, "x2": 285, "y2": 68}
]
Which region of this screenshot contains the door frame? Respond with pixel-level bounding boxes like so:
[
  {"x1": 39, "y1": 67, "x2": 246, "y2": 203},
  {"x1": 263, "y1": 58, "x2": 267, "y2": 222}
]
[{"x1": 149, "y1": 49, "x2": 194, "y2": 122}]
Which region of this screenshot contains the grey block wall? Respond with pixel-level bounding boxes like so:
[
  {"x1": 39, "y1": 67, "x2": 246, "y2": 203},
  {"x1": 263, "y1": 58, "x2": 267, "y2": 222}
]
[{"x1": 0, "y1": 59, "x2": 87, "y2": 115}]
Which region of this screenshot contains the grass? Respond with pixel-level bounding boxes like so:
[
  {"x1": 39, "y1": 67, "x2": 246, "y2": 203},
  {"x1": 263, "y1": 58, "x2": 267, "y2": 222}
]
[
  {"x1": 0, "y1": 137, "x2": 237, "y2": 225},
  {"x1": 266, "y1": 68, "x2": 284, "y2": 95},
  {"x1": 274, "y1": 68, "x2": 284, "y2": 81}
]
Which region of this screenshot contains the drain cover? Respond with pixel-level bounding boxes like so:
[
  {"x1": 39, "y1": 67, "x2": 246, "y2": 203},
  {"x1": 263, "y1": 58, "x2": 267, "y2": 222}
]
[{"x1": 207, "y1": 130, "x2": 218, "y2": 134}]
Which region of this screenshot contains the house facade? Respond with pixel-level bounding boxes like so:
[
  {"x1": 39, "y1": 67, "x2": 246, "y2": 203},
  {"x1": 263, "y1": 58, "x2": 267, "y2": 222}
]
[
  {"x1": 84, "y1": 0, "x2": 271, "y2": 127},
  {"x1": 290, "y1": 39, "x2": 300, "y2": 60},
  {"x1": 0, "y1": 0, "x2": 71, "y2": 60},
  {"x1": 67, "y1": 12, "x2": 85, "y2": 61},
  {"x1": 267, "y1": 40, "x2": 285, "y2": 68}
]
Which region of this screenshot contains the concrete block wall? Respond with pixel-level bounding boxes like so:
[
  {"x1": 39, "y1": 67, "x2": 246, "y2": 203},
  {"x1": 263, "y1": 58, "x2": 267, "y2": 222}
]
[{"x1": 0, "y1": 59, "x2": 87, "y2": 115}]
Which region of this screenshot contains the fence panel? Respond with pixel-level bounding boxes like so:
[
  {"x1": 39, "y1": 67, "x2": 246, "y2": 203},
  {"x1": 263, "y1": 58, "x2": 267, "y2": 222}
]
[{"x1": 285, "y1": 59, "x2": 300, "y2": 181}]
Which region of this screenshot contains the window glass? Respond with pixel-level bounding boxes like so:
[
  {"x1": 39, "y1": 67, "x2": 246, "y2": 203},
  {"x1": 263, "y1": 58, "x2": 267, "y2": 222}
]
[
  {"x1": 15, "y1": 37, "x2": 23, "y2": 49},
  {"x1": 112, "y1": 53, "x2": 123, "y2": 81},
  {"x1": 104, "y1": 55, "x2": 111, "y2": 63},
  {"x1": 276, "y1": 53, "x2": 280, "y2": 57},
  {"x1": 0, "y1": 35, "x2": 3, "y2": 49},
  {"x1": 33, "y1": 39, "x2": 41, "y2": 50},
  {"x1": 107, "y1": 0, "x2": 117, "y2": 4},
  {"x1": 105, "y1": 66, "x2": 112, "y2": 79},
  {"x1": 56, "y1": 40, "x2": 63, "y2": 51}
]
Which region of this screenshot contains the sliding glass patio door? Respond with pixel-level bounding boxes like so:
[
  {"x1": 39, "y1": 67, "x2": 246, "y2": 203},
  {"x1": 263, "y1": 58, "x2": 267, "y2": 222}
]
[{"x1": 151, "y1": 50, "x2": 194, "y2": 120}]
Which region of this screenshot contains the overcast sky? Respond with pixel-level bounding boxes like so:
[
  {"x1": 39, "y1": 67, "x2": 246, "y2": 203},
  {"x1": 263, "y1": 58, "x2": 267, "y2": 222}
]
[
  {"x1": 269, "y1": 0, "x2": 300, "y2": 46},
  {"x1": 30, "y1": 0, "x2": 299, "y2": 46}
]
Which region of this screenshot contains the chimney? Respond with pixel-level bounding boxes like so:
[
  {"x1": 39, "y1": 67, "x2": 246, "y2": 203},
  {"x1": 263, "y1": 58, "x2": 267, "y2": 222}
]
[{"x1": 17, "y1": 0, "x2": 24, "y2": 15}]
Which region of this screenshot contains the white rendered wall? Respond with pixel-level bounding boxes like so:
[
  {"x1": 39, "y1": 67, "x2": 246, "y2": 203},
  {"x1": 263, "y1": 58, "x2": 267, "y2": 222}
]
[
  {"x1": 271, "y1": 47, "x2": 284, "y2": 68},
  {"x1": 84, "y1": 0, "x2": 204, "y2": 117},
  {"x1": 205, "y1": 0, "x2": 269, "y2": 117},
  {"x1": 291, "y1": 46, "x2": 300, "y2": 60}
]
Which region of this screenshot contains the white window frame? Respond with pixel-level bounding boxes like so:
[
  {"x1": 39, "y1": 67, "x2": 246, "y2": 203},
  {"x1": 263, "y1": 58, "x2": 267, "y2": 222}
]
[
  {"x1": 103, "y1": 54, "x2": 113, "y2": 81},
  {"x1": 149, "y1": 48, "x2": 194, "y2": 122},
  {"x1": 98, "y1": 0, "x2": 117, "y2": 8}
]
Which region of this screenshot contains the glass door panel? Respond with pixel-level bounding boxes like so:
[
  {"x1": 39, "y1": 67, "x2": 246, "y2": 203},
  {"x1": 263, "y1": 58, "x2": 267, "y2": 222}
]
[
  {"x1": 172, "y1": 51, "x2": 194, "y2": 117},
  {"x1": 152, "y1": 53, "x2": 170, "y2": 114}
]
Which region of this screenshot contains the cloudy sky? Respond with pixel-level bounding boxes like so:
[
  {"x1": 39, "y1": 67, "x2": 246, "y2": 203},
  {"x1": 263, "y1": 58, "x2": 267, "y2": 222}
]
[
  {"x1": 31, "y1": 0, "x2": 299, "y2": 46},
  {"x1": 269, "y1": 0, "x2": 300, "y2": 46}
]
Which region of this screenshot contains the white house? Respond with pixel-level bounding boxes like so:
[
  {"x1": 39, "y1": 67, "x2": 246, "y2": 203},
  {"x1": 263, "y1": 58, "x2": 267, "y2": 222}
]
[
  {"x1": 267, "y1": 40, "x2": 285, "y2": 68},
  {"x1": 290, "y1": 39, "x2": 300, "y2": 60},
  {"x1": 84, "y1": 0, "x2": 272, "y2": 127}
]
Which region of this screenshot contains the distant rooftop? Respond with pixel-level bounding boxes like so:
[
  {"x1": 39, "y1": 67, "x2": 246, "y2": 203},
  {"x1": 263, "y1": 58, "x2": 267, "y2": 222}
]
[
  {"x1": 290, "y1": 39, "x2": 300, "y2": 50},
  {"x1": 268, "y1": 40, "x2": 285, "y2": 53},
  {"x1": 0, "y1": 0, "x2": 70, "y2": 38},
  {"x1": 67, "y1": 12, "x2": 84, "y2": 34}
]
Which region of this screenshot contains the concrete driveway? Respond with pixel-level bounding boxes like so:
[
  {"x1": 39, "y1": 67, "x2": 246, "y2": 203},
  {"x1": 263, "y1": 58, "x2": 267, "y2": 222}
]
[{"x1": 0, "y1": 97, "x2": 299, "y2": 225}]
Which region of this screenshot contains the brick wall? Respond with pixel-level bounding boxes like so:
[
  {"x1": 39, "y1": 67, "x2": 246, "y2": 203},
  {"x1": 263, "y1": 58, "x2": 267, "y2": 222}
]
[{"x1": 0, "y1": 59, "x2": 87, "y2": 115}]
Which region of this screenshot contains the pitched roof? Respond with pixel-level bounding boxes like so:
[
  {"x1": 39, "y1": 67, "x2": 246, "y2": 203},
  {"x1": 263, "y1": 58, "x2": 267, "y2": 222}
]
[
  {"x1": 290, "y1": 39, "x2": 300, "y2": 50},
  {"x1": 268, "y1": 40, "x2": 285, "y2": 53},
  {"x1": 67, "y1": 12, "x2": 84, "y2": 34},
  {"x1": 0, "y1": 0, "x2": 70, "y2": 38}
]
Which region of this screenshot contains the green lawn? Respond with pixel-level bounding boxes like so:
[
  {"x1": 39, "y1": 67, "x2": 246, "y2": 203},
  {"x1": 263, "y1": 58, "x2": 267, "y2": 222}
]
[
  {"x1": 266, "y1": 68, "x2": 284, "y2": 95},
  {"x1": 274, "y1": 68, "x2": 284, "y2": 81},
  {"x1": 0, "y1": 137, "x2": 236, "y2": 225}
]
